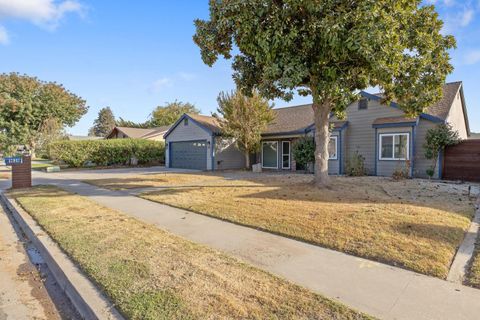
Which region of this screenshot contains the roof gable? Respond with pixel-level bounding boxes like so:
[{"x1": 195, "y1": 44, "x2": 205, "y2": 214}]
[
  {"x1": 107, "y1": 126, "x2": 171, "y2": 139},
  {"x1": 163, "y1": 113, "x2": 220, "y2": 139},
  {"x1": 360, "y1": 82, "x2": 464, "y2": 124}
]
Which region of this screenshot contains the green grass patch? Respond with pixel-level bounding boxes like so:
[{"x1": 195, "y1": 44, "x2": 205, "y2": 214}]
[{"x1": 31, "y1": 163, "x2": 54, "y2": 170}]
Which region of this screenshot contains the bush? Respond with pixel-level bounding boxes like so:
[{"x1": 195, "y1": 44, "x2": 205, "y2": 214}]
[
  {"x1": 48, "y1": 139, "x2": 165, "y2": 168},
  {"x1": 392, "y1": 160, "x2": 411, "y2": 180},
  {"x1": 345, "y1": 151, "x2": 366, "y2": 176},
  {"x1": 292, "y1": 137, "x2": 315, "y2": 172}
]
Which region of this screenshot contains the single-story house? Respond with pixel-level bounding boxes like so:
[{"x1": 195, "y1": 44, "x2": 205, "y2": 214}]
[
  {"x1": 106, "y1": 125, "x2": 170, "y2": 141},
  {"x1": 67, "y1": 135, "x2": 104, "y2": 141},
  {"x1": 164, "y1": 82, "x2": 470, "y2": 178}
]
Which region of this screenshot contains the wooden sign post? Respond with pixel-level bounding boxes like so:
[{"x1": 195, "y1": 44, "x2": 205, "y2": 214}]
[{"x1": 6, "y1": 155, "x2": 32, "y2": 189}]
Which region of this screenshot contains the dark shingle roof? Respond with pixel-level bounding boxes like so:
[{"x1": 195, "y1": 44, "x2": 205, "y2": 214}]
[
  {"x1": 263, "y1": 104, "x2": 314, "y2": 135},
  {"x1": 188, "y1": 114, "x2": 223, "y2": 134},
  {"x1": 424, "y1": 81, "x2": 462, "y2": 120}
]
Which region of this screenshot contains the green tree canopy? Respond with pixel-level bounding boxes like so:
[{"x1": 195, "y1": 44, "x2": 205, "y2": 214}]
[
  {"x1": 115, "y1": 117, "x2": 150, "y2": 128},
  {"x1": 148, "y1": 101, "x2": 200, "y2": 127},
  {"x1": 0, "y1": 73, "x2": 87, "y2": 154},
  {"x1": 215, "y1": 90, "x2": 274, "y2": 168},
  {"x1": 89, "y1": 106, "x2": 116, "y2": 137},
  {"x1": 194, "y1": 0, "x2": 455, "y2": 186}
]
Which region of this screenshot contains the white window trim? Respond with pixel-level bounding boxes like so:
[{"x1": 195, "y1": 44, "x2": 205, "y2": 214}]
[
  {"x1": 379, "y1": 133, "x2": 410, "y2": 161},
  {"x1": 329, "y1": 136, "x2": 338, "y2": 160},
  {"x1": 262, "y1": 141, "x2": 278, "y2": 169},
  {"x1": 282, "y1": 141, "x2": 290, "y2": 169}
]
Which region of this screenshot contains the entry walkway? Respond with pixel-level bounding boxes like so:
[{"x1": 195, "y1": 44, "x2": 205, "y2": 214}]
[{"x1": 29, "y1": 173, "x2": 480, "y2": 320}]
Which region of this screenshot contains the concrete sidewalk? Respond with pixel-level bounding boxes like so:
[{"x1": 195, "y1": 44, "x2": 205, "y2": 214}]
[{"x1": 31, "y1": 174, "x2": 480, "y2": 320}]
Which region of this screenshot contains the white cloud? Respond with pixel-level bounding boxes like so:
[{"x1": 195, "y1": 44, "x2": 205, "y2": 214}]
[
  {"x1": 442, "y1": 7, "x2": 476, "y2": 34},
  {"x1": 149, "y1": 77, "x2": 173, "y2": 93},
  {"x1": 465, "y1": 50, "x2": 480, "y2": 65},
  {"x1": 460, "y1": 8, "x2": 474, "y2": 26},
  {"x1": 426, "y1": 0, "x2": 456, "y2": 6},
  {"x1": 178, "y1": 72, "x2": 196, "y2": 81},
  {"x1": 0, "y1": 0, "x2": 84, "y2": 30},
  {"x1": 0, "y1": 25, "x2": 8, "y2": 44}
]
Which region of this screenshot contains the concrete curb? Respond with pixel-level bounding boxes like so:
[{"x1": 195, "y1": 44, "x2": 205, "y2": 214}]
[
  {"x1": 447, "y1": 195, "x2": 480, "y2": 283},
  {"x1": 0, "y1": 192, "x2": 124, "y2": 320}
]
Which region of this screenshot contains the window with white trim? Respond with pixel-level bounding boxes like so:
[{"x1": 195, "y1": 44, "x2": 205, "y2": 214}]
[
  {"x1": 329, "y1": 136, "x2": 338, "y2": 160},
  {"x1": 262, "y1": 141, "x2": 278, "y2": 168},
  {"x1": 379, "y1": 133, "x2": 409, "y2": 160}
]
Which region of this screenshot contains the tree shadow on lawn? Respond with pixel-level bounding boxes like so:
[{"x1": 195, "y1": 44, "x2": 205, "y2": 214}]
[
  {"x1": 146, "y1": 181, "x2": 475, "y2": 221},
  {"x1": 394, "y1": 222, "x2": 467, "y2": 246}
]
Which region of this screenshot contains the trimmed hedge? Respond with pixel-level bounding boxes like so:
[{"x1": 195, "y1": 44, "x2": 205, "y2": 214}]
[{"x1": 48, "y1": 139, "x2": 165, "y2": 168}]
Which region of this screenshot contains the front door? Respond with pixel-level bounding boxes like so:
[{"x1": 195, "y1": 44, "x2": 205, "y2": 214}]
[{"x1": 282, "y1": 141, "x2": 290, "y2": 169}]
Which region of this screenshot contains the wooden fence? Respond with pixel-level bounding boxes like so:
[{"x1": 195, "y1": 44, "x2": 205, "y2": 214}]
[{"x1": 443, "y1": 140, "x2": 480, "y2": 182}]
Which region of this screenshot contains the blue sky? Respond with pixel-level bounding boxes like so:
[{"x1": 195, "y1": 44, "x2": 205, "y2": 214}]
[{"x1": 0, "y1": 0, "x2": 478, "y2": 135}]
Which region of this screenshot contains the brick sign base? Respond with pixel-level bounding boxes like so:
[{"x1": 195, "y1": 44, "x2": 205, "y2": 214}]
[{"x1": 11, "y1": 156, "x2": 32, "y2": 189}]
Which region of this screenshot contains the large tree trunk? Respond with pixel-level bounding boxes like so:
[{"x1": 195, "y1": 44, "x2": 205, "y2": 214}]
[
  {"x1": 244, "y1": 151, "x2": 250, "y2": 169},
  {"x1": 313, "y1": 102, "x2": 332, "y2": 187}
]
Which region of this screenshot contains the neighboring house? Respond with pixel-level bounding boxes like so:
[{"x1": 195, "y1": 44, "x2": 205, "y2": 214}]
[
  {"x1": 106, "y1": 126, "x2": 170, "y2": 141},
  {"x1": 67, "y1": 135, "x2": 104, "y2": 141},
  {"x1": 164, "y1": 82, "x2": 470, "y2": 178}
]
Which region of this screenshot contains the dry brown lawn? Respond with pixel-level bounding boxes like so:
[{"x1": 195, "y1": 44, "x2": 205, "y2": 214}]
[
  {"x1": 119, "y1": 173, "x2": 477, "y2": 279},
  {"x1": 9, "y1": 186, "x2": 370, "y2": 320},
  {"x1": 85, "y1": 172, "x2": 227, "y2": 190}
]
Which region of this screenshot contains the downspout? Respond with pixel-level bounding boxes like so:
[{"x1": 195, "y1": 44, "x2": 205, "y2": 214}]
[
  {"x1": 339, "y1": 130, "x2": 343, "y2": 175},
  {"x1": 411, "y1": 125, "x2": 416, "y2": 177},
  {"x1": 167, "y1": 142, "x2": 171, "y2": 168},
  {"x1": 211, "y1": 135, "x2": 215, "y2": 171}
]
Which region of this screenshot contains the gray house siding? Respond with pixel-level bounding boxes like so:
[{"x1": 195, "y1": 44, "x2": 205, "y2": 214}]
[
  {"x1": 214, "y1": 137, "x2": 246, "y2": 170},
  {"x1": 414, "y1": 119, "x2": 440, "y2": 179},
  {"x1": 165, "y1": 118, "x2": 213, "y2": 170},
  {"x1": 446, "y1": 90, "x2": 468, "y2": 139},
  {"x1": 339, "y1": 99, "x2": 405, "y2": 175}
]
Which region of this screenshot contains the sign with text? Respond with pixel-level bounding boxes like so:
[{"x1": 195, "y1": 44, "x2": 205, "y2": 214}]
[{"x1": 4, "y1": 157, "x2": 23, "y2": 166}]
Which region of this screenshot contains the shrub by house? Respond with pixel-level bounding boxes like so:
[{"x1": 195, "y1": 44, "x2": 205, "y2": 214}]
[{"x1": 48, "y1": 139, "x2": 165, "y2": 167}]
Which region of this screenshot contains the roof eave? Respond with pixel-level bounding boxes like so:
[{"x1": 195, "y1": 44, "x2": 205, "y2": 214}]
[
  {"x1": 163, "y1": 114, "x2": 214, "y2": 139},
  {"x1": 459, "y1": 85, "x2": 471, "y2": 136}
]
